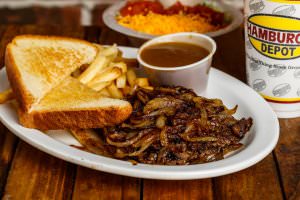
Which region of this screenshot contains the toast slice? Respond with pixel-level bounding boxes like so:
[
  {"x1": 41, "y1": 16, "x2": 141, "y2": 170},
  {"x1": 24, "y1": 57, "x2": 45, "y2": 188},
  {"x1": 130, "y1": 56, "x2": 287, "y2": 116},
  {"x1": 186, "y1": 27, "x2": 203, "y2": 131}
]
[
  {"x1": 5, "y1": 35, "x2": 98, "y2": 112},
  {"x1": 19, "y1": 77, "x2": 132, "y2": 130}
]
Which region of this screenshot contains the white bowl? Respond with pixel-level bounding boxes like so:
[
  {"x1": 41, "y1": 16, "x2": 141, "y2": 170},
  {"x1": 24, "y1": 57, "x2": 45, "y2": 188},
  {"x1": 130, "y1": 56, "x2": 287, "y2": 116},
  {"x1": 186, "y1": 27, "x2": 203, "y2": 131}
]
[
  {"x1": 137, "y1": 32, "x2": 217, "y2": 95},
  {"x1": 103, "y1": 0, "x2": 243, "y2": 46}
]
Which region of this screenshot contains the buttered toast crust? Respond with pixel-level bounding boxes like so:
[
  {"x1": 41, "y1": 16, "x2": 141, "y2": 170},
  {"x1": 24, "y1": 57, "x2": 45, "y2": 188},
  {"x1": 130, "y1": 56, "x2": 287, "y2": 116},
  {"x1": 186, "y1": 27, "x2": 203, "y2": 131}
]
[
  {"x1": 18, "y1": 105, "x2": 132, "y2": 130},
  {"x1": 5, "y1": 44, "x2": 35, "y2": 112}
]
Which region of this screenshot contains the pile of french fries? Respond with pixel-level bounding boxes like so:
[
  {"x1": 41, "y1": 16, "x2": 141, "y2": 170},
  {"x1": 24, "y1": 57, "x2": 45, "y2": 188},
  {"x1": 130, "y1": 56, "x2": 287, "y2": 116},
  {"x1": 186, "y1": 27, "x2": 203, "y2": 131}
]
[
  {"x1": 0, "y1": 44, "x2": 152, "y2": 104},
  {"x1": 76, "y1": 44, "x2": 152, "y2": 98}
]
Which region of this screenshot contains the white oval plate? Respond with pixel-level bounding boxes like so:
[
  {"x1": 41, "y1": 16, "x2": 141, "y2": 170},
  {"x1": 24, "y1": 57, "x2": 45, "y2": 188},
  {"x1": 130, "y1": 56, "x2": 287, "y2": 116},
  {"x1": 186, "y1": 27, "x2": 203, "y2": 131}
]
[
  {"x1": 103, "y1": 1, "x2": 243, "y2": 39},
  {"x1": 0, "y1": 47, "x2": 279, "y2": 180}
]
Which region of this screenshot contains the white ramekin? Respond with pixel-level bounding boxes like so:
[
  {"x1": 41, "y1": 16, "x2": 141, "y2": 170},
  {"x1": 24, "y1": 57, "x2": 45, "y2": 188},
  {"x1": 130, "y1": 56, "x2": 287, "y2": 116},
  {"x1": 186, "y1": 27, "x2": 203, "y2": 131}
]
[{"x1": 137, "y1": 32, "x2": 217, "y2": 95}]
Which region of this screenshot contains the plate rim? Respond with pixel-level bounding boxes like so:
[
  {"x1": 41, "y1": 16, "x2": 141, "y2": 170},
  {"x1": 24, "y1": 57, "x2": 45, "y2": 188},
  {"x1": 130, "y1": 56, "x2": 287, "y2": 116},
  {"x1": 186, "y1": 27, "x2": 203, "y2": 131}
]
[
  {"x1": 102, "y1": 1, "x2": 244, "y2": 39},
  {"x1": 0, "y1": 46, "x2": 279, "y2": 180}
]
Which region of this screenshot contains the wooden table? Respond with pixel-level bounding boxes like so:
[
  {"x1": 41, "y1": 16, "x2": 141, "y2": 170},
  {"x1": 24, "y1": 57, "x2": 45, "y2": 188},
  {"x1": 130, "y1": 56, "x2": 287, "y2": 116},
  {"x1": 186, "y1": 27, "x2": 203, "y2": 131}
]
[{"x1": 0, "y1": 25, "x2": 299, "y2": 200}]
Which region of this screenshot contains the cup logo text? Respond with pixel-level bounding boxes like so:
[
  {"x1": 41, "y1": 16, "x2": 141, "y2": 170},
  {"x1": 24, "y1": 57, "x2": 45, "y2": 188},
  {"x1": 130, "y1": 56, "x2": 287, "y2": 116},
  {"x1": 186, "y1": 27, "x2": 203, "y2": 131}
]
[{"x1": 247, "y1": 14, "x2": 300, "y2": 60}]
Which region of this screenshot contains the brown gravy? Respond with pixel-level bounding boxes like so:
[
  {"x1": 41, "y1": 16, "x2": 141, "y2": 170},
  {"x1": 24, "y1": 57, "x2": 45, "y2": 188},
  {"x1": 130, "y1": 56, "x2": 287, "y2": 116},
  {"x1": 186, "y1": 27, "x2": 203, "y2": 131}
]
[{"x1": 140, "y1": 42, "x2": 209, "y2": 68}]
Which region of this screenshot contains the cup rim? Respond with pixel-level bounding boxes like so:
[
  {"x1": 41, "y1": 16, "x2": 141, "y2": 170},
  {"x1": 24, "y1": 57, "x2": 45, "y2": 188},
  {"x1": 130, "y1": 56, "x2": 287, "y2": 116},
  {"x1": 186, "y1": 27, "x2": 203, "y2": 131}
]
[{"x1": 137, "y1": 32, "x2": 217, "y2": 71}]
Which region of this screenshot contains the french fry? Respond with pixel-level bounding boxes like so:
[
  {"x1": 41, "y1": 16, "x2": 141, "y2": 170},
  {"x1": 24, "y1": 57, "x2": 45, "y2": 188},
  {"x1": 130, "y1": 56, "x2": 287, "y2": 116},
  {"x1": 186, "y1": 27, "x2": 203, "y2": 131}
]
[
  {"x1": 78, "y1": 54, "x2": 109, "y2": 84},
  {"x1": 94, "y1": 44, "x2": 117, "y2": 58},
  {"x1": 102, "y1": 45, "x2": 118, "y2": 59},
  {"x1": 116, "y1": 74, "x2": 126, "y2": 88},
  {"x1": 79, "y1": 44, "x2": 152, "y2": 99},
  {"x1": 127, "y1": 68, "x2": 137, "y2": 87},
  {"x1": 0, "y1": 89, "x2": 14, "y2": 103},
  {"x1": 136, "y1": 78, "x2": 149, "y2": 87},
  {"x1": 98, "y1": 88, "x2": 111, "y2": 97},
  {"x1": 88, "y1": 67, "x2": 122, "y2": 85},
  {"x1": 78, "y1": 45, "x2": 120, "y2": 84},
  {"x1": 109, "y1": 62, "x2": 127, "y2": 73},
  {"x1": 88, "y1": 81, "x2": 112, "y2": 92},
  {"x1": 107, "y1": 82, "x2": 123, "y2": 99}
]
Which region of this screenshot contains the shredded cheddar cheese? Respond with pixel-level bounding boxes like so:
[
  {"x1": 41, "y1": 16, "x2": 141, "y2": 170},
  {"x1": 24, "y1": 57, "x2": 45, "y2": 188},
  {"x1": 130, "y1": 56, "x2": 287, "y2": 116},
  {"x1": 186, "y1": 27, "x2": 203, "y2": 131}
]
[{"x1": 117, "y1": 12, "x2": 221, "y2": 35}]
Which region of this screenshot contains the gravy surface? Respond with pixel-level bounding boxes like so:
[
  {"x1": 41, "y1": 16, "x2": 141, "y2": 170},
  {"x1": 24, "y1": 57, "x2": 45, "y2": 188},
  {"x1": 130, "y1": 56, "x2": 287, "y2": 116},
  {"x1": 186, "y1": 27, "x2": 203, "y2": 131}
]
[{"x1": 141, "y1": 42, "x2": 209, "y2": 68}]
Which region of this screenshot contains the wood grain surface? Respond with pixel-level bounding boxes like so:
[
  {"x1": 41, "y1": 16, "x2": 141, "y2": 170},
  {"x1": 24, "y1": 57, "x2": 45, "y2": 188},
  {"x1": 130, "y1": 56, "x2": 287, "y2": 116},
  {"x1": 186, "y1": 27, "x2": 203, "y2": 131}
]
[
  {"x1": 0, "y1": 24, "x2": 298, "y2": 200},
  {"x1": 1, "y1": 25, "x2": 83, "y2": 200},
  {"x1": 99, "y1": 26, "x2": 130, "y2": 46},
  {"x1": 213, "y1": 28, "x2": 246, "y2": 82},
  {"x1": 0, "y1": 25, "x2": 20, "y2": 196},
  {"x1": 0, "y1": 25, "x2": 20, "y2": 68},
  {"x1": 73, "y1": 167, "x2": 140, "y2": 200},
  {"x1": 0, "y1": 123, "x2": 18, "y2": 195},
  {"x1": 3, "y1": 142, "x2": 75, "y2": 200},
  {"x1": 0, "y1": 6, "x2": 81, "y2": 26},
  {"x1": 143, "y1": 179, "x2": 213, "y2": 200},
  {"x1": 275, "y1": 118, "x2": 300, "y2": 200},
  {"x1": 213, "y1": 154, "x2": 283, "y2": 200}
]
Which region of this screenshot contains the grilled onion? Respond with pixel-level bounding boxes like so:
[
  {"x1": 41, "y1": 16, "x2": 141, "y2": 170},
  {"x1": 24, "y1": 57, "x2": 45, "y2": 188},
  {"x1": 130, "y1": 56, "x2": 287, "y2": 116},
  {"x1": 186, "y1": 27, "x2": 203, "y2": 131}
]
[{"x1": 73, "y1": 86, "x2": 252, "y2": 165}]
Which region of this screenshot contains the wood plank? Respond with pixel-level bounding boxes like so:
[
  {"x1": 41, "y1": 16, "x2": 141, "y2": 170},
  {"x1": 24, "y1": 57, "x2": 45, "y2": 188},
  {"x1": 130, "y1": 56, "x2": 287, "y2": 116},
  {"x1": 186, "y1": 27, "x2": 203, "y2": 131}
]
[
  {"x1": 84, "y1": 26, "x2": 101, "y2": 44},
  {"x1": 274, "y1": 118, "x2": 300, "y2": 200},
  {"x1": 0, "y1": 26, "x2": 7, "y2": 44},
  {"x1": 92, "y1": 4, "x2": 110, "y2": 27},
  {"x1": 33, "y1": 5, "x2": 81, "y2": 28},
  {"x1": 0, "y1": 25, "x2": 21, "y2": 196},
  {"x1": 73, "y1": 167, "x2": 140, "y2": 200},
  {"x1": 213, "y1": 154, "x2": 283, "y2": 200},
  {"x1": 2, "y1": 142, "x2": 75, "y2": 200},
  {"x1": 0, "y1": 123, "x2": 18, "y2": 196},
  {"x1": 18, "y1": 24, "x2": 84, "y2": 38},
  {"x1": 0, "y1": 25, "x2": 21, "y2": 68},
  {"x1": 0, "y1": 6, "x2": 81, "y2": 26},
  {"x1": 0, "y1": 8, "x2": 36, "y2": 25},
  {"x1": 2, "y1": 25, "x2": 85, "y2": 199},
  {"x1": 99, "y1": 27, "x2": 130, "y2": 46},
  {"x1": 213, "y1": 27, "x2": 246, "y2": 82},
  {"x1": 52, "y1": 6, "x2": 81, "y2": 27},
  {"x1": 143, "y1": 179, "x2": 213, "y2": 200}
]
